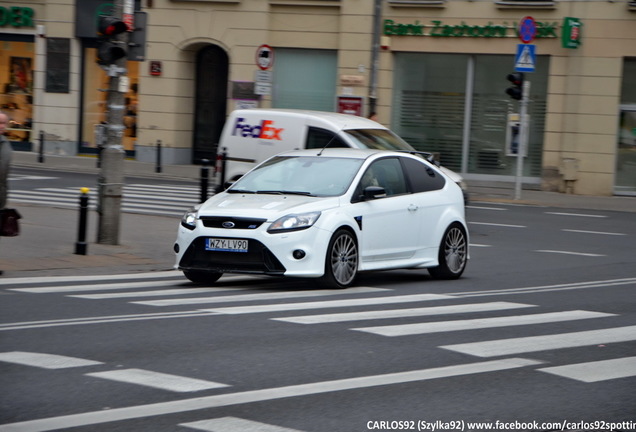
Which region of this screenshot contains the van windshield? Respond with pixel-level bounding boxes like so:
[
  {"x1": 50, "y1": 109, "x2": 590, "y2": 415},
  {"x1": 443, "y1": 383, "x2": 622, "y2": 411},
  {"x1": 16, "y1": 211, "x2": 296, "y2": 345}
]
[{"x1": 344, "y1": 129, "x2": 415, "y2": 151}]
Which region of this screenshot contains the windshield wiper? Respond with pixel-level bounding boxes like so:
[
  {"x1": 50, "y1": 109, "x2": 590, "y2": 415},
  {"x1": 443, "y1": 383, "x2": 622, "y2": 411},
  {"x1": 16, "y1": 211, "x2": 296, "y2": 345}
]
[
  {"x1": 257, "y1": 190, "x2": 315, "y2": 196},
  {"x1": 227, "y1": 189, "x2": 257, "y2": 194}
]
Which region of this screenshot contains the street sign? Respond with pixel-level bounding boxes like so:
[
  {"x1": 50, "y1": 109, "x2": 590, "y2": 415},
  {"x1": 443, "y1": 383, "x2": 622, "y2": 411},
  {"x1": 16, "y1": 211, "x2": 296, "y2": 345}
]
[
  {"x1": 518, "y1": 16, "x2": 537, "y2": 44},
  {"x1": 514, "y1": 44, "x2": 536, "y2": 73},
  {"x1": 256, "y1": 44, "x2": 274, "y2": 71},
  {"x1": 254, "y1": 70, "x2": 272, "y2": 83},
  {"x1": 255, "y1": 82, "x2": 272, "y2": 96}
]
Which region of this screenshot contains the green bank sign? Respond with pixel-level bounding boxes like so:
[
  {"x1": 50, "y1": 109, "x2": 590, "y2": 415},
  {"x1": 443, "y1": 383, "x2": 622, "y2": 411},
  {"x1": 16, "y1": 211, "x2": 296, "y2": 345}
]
[
  {"x1": 384, "y1": 19, "x2": 558, "y2": 39},
  {"x1": 0, "y1": 6, "x2": 34, "y2": 28}
]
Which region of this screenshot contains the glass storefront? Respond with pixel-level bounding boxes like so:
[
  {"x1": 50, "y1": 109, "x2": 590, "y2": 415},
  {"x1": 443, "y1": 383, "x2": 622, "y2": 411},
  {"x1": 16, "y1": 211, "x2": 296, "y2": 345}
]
[
  {"x1": 0, "y1": 37, "x2": 34, "y2": 150},
  {"x1": 391, "y1": 53, "x2": 549, "y2": 179},
  {"x1": 615, "y1": 58, "x2": 636, "y2": 196},
  {"x1": 81, "y1": 46, "x2": 139, "y2": 154},
  {"x1": 273, "y1": 48, "x2": 337, "y2": 111}
]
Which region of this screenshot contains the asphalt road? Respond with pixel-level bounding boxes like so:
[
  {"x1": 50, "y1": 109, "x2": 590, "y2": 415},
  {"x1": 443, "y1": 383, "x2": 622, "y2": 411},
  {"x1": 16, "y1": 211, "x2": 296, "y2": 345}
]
[{"x1": 1, "y1": 172, "x2": 635, "y2": 432}]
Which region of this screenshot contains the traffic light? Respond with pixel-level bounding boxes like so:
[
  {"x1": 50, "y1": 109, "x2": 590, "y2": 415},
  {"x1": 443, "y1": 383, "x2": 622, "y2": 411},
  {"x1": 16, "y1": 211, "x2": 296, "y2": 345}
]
[
  {"x1": 96, "y1": 16, "x2": 128, "y2": 66},
  {"x1": 505, "y1": 72, "x2": 524, "y2": 101}
]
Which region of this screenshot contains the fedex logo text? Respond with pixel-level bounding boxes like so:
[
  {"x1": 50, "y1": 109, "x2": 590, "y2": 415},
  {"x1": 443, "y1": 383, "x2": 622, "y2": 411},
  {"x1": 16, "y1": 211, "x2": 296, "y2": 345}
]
[{"x1": 232, "y1": 118, "x2": 284, "y2": 140}]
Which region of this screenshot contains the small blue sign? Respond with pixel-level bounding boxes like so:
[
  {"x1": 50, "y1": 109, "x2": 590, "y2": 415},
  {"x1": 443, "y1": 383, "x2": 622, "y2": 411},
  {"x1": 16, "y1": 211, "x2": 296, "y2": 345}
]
[{"x1": 514, "y1": 44, "x2": 536, "y2": 73}]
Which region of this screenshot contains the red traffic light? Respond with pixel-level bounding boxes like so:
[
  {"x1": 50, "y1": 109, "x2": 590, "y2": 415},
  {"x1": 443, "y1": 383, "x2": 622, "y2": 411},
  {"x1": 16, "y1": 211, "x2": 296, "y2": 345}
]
[
  {"x1": 98, "y1": 16, "x2": 128, "y2": 37},
  {"x1": 505, "y1": 72, "x2": 524, "y2": 101}
]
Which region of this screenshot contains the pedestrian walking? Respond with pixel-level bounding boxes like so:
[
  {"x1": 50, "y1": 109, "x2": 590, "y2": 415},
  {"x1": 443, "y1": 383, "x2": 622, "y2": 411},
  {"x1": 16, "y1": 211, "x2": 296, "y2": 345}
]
[{"x1": 0, "y1": 110, "x2": 14, "y2": 275}]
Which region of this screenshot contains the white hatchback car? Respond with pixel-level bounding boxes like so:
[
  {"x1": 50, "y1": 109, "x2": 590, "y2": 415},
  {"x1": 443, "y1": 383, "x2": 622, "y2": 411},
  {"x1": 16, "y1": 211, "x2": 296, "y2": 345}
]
[{"x1": 174, "y1": 148, "x2": 468, "y2": 288}]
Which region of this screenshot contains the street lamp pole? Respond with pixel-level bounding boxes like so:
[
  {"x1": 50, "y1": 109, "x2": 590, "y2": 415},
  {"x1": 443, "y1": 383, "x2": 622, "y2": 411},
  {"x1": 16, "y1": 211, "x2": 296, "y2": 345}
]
[{"x1": 97, "y1": 0, "x2": 127, "y2": 245}]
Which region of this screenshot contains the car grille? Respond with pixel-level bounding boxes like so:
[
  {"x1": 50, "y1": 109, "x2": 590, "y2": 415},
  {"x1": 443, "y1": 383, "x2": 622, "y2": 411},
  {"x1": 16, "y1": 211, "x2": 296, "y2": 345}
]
[
  {"x1": 199, "y1": 216, "x2": 266, "y2": 229},
  {"x1": 178, "y1": 236, "x2": 286, "y2": 275}
]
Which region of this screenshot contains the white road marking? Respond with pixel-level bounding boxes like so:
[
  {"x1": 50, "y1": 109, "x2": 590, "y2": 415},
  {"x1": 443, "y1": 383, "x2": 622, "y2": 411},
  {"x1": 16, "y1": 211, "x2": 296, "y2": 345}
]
[
  {"x1": 0, "y1": 270, "x2": 183, "y2": 286},
  {"x1": 86, "y1": 369, "x2": 229, "y2": 393},
  {"x1": 69, "y1": 288, "x2": 231, "y2": 299},
  {"x1": 535, "y1": 249, "x2": 605, "y2": 257},
  {"x1": 452, "y1": 277, "x2": 636, "y2": 297},
  {"x1": 202, "y1": 293, "x2": 453, "y2": 315},
  {"x1": 441, "y1": 325, "x2": 636, "y2": 358},
  {"x1": 468, "y1": 222, "x2": 526, "y2": 228},
  {"x1": 466, "y1": 206, "x2": 508, "y2": 211},
  {"x1": 180, "y1": 417, "x2": 303, "y2": 432},
  {"x1": 562, "y1": 229, "x2": 627, "y2": 236},
  {"x1": 273, "y1": 302, "x2": 536, "y2": 325},
  {"x1": 0, "y1": 351, "x2": 102, "y2": 369},
  {"x1": 0, "y1": 358, "x2": 542, "y2": 432},
  {"x1": 353, "y1": 310, "x2": 615, "y2": 337},
  {"x1": 11, "y1": 280, "x2": 191, "y2": 294},
  {"x1": 132, "y1": 287, "x2": 389, "y2": 307},
  {"x1": 539, "y1": 357, "x2": 636, "y2": 383},
  {"x1": 0, "y1": 311, "x2": 220, "y2": 331},
  {"x1": 545, "y1": 212, "x2": 607, "y2": 218}
]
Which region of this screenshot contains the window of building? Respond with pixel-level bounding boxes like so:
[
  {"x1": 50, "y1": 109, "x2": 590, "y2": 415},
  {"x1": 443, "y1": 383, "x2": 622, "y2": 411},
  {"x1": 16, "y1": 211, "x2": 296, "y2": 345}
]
[
  {"x1": 391, "y1": 52, "x2": 549, "y2": 180},
  {"x1": 81, "y1": 46, "x2": 139, "y2": 154},
  {"x1": 272, "y1": 48, "x2": 337, "y2": 111},
  {"x1": 0, "y1": 37, "x2": 34, "y2": 150},
  {"x1": 615, "y1": 58, "x2": 636, "y2": 195}
]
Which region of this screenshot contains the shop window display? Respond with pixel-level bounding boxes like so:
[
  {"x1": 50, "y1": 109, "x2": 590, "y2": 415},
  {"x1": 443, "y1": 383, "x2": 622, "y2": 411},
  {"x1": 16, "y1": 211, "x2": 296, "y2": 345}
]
[
  {"x1": 81, "y1": 48, "x2": 139, "y2": 153},
  {"x1": 0, "y1": 42, "x2": 34, "y2": 147}
]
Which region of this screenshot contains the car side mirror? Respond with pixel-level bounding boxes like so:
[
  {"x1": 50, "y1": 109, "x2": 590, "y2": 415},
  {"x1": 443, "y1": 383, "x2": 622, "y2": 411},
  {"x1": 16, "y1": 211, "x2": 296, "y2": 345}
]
[{"x1": 362, "y1": 186, "x2": 387, "y2": 200}]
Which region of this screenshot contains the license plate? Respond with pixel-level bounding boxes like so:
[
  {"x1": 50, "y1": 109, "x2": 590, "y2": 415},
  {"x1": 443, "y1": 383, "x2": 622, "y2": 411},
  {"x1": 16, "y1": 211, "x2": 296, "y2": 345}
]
[{"x1": 205, "y1": 238, "x2": 248, "y2": 253}]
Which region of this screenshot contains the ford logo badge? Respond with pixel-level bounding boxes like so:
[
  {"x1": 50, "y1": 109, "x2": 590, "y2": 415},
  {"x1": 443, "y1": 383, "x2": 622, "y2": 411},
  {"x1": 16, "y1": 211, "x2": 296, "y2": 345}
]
[{"x1": 222, "y1": 221, "x2": 235, "y2": 228}]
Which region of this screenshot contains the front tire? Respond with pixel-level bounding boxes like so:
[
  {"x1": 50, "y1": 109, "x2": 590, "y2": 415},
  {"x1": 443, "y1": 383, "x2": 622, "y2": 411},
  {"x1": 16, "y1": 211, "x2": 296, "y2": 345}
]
[
  {"x1": 428, "y1": 223, "x2": 467, "y2": 280},
  {"x1": 321, "y1": 229, "x2": 358, "y2": 289},
  {"x1": 183, "y1": 270, "x2": 223, "y2": 285}
]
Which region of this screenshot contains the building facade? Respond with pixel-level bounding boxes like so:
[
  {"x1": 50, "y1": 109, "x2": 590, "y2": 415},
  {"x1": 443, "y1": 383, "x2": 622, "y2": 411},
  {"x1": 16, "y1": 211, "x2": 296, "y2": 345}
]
[{"x1": 1, "y1": 0, "x2": 635, "y2": 196}]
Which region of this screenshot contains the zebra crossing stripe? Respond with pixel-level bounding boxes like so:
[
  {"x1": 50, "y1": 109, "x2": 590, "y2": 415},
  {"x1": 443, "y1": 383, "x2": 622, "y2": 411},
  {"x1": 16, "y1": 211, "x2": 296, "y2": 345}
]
[
  {"x1": 132, "y1": 287, "x2": 389, "y2": 307},
  {"x1": 180, "y1": 416, "x2": 303, "y2": 432},
  {"x1": 201, "y1": 293, "x2": 453, "y2": 315},
  {"x1": 272, "y1": 302, "x2": 536, "y2": 324},
  {"x1": 0, "y1": 358, "x2": 541, "y2": 432},
  {"x1": 0, "y1": 351, "x2": 102, "y2": 369},
  {"x1": 441, "y1": 325, "x2": 636, "y2": 358},
  {"x1": 0, "y1": 270, "x2": 183, "y2": 286},
  {"x1": 538, "y1": 356, "x2": 636, "y2": 383},
  {"x1": 352, "y1": 310, "x2": 615, "y2": 337},
  {"x1": 86, "y1": 369, "x2": 229, "y2": 393}
]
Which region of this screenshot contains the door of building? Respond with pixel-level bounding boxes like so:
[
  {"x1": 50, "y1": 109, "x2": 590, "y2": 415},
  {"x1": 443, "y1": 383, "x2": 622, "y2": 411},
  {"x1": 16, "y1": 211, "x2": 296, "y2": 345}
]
[
  {"x1": 615, "y1": 106, "x2": 636, "y2": 195},
  {"x1": 193, "y1": 45, "x2": 228, "y2": 163}
]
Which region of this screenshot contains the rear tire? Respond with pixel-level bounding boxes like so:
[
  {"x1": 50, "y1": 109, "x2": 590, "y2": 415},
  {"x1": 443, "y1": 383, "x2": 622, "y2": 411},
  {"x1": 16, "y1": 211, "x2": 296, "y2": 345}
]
[
  {"x1": 183, "y1": 270, "x2": 223, "y2": 285},
  {"x1": 428, "y1": 223, "x2": 467, "y2": 280},
  {"x1": 320, "y1": 229, "x2": 358, "y2": 289}
]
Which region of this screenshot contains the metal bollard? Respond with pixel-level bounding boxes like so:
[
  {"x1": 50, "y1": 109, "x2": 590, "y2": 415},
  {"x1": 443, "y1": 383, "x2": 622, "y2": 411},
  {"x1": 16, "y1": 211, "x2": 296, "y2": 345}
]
[
  {"x1": 155, "y1": 140, "x2": 162, "y2": 173},
  {"x1": 38, "y1": 130, "x2": 45, "y2": 163},
  {"x1": 75, "y1": 187, "x2": 90, "y2": 255},
  {"x1": 200, "y1": 159, "x2": 210, "y2": 203},
  {"x1": 217, "y1": 148, "x2": 227, "y2": 193}
]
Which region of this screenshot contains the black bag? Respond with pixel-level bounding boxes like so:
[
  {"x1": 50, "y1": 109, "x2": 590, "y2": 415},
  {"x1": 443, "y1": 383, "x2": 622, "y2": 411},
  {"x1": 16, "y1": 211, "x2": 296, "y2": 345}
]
[{"x1": 0, "y1": 208, "x2": 21, "y2": 237}]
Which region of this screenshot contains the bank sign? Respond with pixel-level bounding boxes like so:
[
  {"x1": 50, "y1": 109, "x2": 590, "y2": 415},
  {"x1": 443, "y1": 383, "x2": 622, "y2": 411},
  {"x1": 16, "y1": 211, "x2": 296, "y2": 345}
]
[
  {"x1": 0, "y1": 6, "x2": 34, "y2": 28},
  {"x1": 384, "y1": 19, "x2": 559, "y2": 39}
]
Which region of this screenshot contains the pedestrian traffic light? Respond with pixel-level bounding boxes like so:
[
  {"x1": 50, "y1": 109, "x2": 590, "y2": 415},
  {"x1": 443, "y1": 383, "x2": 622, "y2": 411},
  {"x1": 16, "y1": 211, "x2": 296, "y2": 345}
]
[
  {"x1": 96, "y1": 16, "x2": 128, "y2": 66},
  {"x1": 505, "y1": 72, "x2": 524, "y2": 101}
]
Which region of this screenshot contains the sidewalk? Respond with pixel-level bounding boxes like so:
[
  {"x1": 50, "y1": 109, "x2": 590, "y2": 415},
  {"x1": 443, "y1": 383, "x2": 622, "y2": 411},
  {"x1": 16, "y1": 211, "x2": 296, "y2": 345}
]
[{"x1": 1, "y1": 151, "x2": 634, "y2": 279}]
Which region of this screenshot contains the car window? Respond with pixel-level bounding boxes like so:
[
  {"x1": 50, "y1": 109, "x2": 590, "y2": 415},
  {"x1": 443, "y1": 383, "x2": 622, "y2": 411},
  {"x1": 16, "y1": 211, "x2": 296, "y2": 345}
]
[
  {"x1": 400, "y1": 157, "x2": 446, "y2": 192},
  {"x1": 306, "y1": 127, "x2": 349, "y2": 149},
  {"x1": 230, "y1": 156, "x2": 363, "y2": 197},
  {"x1": 344, "y1": 129, "x2": 414, "y2": 151},
  {"x1": 354, "y1": 157, "x2": 408, "y2": 200}
]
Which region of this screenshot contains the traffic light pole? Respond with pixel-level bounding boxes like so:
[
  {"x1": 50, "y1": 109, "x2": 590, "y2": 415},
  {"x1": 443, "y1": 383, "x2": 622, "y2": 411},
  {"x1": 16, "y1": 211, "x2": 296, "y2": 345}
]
[
  {"x1": 97, "y1": 0, "x2": 127, "y2": 245},
  {"x1": 514, "y1": 80, "x2": 530, "y2": 201}
]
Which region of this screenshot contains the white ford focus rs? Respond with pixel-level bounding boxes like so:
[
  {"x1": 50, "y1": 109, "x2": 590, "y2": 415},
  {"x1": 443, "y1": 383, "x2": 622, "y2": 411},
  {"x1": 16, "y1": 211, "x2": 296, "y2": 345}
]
[{"x1": 174, "y1": 148, "x2": 468, "y2": 288}]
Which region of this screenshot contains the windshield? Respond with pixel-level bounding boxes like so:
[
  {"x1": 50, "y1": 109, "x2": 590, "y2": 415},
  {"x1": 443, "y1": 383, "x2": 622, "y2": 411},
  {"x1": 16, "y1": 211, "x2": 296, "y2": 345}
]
[
  {"x1": 229, "y1": 156, "x2": 364, "y2": 197},
  {"x1": 344, "y1": 129, "x2": 415, "y2": 151}
]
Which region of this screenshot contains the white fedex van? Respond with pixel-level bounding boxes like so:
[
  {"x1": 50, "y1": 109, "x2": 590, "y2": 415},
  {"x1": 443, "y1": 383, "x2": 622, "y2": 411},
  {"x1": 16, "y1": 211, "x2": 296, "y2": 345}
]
[{"x1": 217, "y1": 109, "x2": 467, "y2": 200}]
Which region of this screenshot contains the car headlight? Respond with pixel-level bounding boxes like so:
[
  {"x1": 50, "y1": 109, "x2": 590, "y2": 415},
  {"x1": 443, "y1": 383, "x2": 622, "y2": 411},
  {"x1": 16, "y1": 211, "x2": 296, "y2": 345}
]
[
  {"x1": 268, "y1": 211, "x2": 321, "y2": 233},
  {"x1": 181, "y1": 208, "x2": 199, "y2": 230}
]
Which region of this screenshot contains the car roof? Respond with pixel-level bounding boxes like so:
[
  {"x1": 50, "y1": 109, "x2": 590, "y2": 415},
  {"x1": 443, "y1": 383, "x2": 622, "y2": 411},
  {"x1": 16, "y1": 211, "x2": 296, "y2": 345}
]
[
  {"x1": 275, "y1": 148, "x2": 405, "y2": 160},
  {"x1": 231, "y1": 109, "x2": 384, "y2": 131}
]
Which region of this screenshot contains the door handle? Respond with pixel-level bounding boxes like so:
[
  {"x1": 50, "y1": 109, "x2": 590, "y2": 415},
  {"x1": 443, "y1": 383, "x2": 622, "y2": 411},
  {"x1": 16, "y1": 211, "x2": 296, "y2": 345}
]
[{"x1": 408, "y1": 204, "x2": 418, "y2": 212}]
